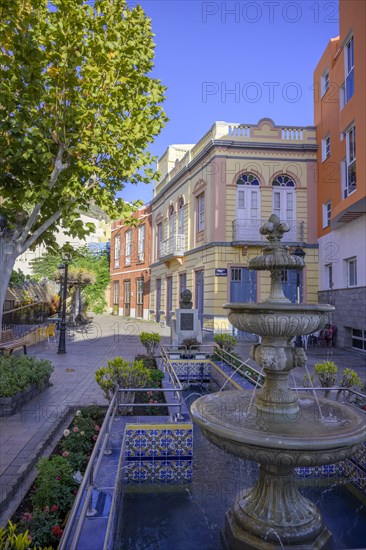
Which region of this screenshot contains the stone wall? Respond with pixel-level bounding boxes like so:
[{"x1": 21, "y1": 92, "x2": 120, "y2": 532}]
[{"x1": 318, "y1": 287, "x2": 366, "y2": 348}]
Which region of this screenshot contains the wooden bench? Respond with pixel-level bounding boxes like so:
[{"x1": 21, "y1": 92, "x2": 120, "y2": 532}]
[{"x1": 0, "y1": 330, "x2": 28, "y2": 356}]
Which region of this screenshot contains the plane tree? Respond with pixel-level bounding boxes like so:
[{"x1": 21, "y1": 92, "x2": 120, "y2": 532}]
[{"x1": 0, "y1": 0, "x2": 167, "y2": 330}]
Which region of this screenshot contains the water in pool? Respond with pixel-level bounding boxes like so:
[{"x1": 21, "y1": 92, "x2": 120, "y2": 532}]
[{"x1": 115, "y1": 393, "x2": 366, "y2": 549}]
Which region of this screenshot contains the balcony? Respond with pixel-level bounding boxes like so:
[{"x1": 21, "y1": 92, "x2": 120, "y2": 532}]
[
  {"x1": 232, "y1": 219, "x2": 305, "y2": 243},
  {"x1": 159, "y1": 234, "x2": 186, "y2": 264}
]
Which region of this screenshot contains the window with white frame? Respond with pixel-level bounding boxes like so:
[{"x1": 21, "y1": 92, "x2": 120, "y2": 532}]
[
  {"x1": 340, "y1": 83, "x2": 346, "y2": 110},
  {"x1": 156, "y1": 222, "x2": 162, "y2": 259},
  {"x1": 342, "y1": 125, "x2": 356, "y2": 198},
  {"x1": 352, "y1": 329, "x2": 366, "y2": 352},
  {"x1": 322, "y1": 202, "x2": 331, "y2": 228},
  {"x1": 178, "y1": 197, "x2": 184, "y2": 235},
  {"x1": 325, "y1": 264, "x2": 333, "y2": 289},
  {"x1": 197, "y1": 193, "x2": 205, "y2": 232},
  {"x1": 344, "y1": 35, "x2": 354, "y2": 104},
  {"x1": 321, "y1": 69, "x2": 329, "y2": 97},
  {"x1": 138, "y1": 225, "x2": 145, "y2": 262},
  {"x1": 114, "y1": 235, "x2": 121, "y2": 268},
  {"x1": 136, "y1": 278, "x2": 144, "y2": 305},
  {"x1": 346, "y1": 257, "x2": 357, "y2": 287},
  {"x1": 125, "y1": 230, "x2": 132, "y2": 265},
  {"x1": 322, "y1": 134, "x2": 330, "y2": 161},
  {"x1": 113, "y1": 281, "x2": 119, "y2": 304}
]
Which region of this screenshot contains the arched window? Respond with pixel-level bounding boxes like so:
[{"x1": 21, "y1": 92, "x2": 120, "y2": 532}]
[
  {"x1": 272, "y1": 174, "x2": 295, "y2": 187},
  {"x1": 235, "y1": 173, "x2": 260, "y2": 240},
  {"x1": 237, "y1": 173, "x2": 260, "y2": 186},
  {"x1": 272, "y1": 174, "x2": 296, "y2": 240}
]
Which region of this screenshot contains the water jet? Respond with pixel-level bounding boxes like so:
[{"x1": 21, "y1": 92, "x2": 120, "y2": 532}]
[{"x1": 191, "y1": 214, "x2": 366, "y2": 549}]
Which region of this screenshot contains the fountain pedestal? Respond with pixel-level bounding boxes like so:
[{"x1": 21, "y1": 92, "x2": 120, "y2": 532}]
[
  {"x1": 223, "y1": 463, "x2": 331, "y2": 550},
  {"x1": 191, "y1": 215, "x2": 366, "y2": 550}
]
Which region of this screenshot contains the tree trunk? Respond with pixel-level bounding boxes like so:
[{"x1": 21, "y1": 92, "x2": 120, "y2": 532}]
[{"x1": 0, "y1": 238, "x2": 18, "y2": 337}]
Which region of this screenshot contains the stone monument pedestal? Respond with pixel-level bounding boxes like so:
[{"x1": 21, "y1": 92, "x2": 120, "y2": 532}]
[{"x1": 171, "y1": 308, "x2": 202, "y2": 346}]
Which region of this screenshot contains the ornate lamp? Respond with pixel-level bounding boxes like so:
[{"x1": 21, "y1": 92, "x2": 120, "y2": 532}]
[{"x1": 57, "y1": 247, "x2": 73, "y2": 354}]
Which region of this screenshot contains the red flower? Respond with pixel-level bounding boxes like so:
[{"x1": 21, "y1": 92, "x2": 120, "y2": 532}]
[
  {"x1": 52, "y1": 525, "x2": 63, "y2": 538},
  {"x1": 50, "y1": 504, "x2": 59, "y2": 512},
  {"x1": 21, "y1": 512, "x2": 32, "y2": 522},
  {"x1": 73, "y1": 426, "x2": 79, "y2": 433}
]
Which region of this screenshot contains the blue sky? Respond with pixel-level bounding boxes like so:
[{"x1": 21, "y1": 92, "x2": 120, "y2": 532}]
[{"x1": 122, "y1": 0, "x2": 339, "y2": 204}]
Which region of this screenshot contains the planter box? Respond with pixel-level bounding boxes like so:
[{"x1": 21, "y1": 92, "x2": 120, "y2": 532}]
[{"x1": 0, "y1": 376, "x2": 51, "y2": 417}]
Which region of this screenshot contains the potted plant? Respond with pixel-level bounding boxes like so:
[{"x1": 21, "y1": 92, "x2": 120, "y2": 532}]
[
  {"x1": 314, "y1": 361, "x2": 338, "y2": 397},
  {"x1": 96, "y1": 357, "x2": 152, "y2": 413}
]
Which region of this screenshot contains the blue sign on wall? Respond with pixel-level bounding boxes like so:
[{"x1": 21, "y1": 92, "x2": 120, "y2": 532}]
[{"x1": 215, "y1": 268, "x2": 228, "y2": 277}]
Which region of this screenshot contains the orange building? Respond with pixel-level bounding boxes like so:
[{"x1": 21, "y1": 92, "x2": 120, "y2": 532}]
[
  {"x1": 110, "y1": 205, "x2": 152, "y2": 319},
  {"x1": 314, "y1": 0, "x2": 366, "y2": 349}
]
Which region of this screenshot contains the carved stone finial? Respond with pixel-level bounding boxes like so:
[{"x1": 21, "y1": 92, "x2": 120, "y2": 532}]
[{"x1": 259, "y1": 214, "x2": 290, "y2": 243}]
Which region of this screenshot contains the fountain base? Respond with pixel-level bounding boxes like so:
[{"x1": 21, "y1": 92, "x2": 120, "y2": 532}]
[{"x1": 221, "y1": 508, "x2": 332, "y2": 549}]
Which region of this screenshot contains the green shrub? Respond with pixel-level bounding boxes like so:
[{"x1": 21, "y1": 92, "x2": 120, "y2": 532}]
[
  {"x1": 314, "y1": 361, "x2": 338, "y2": 397},
  {"x1": 96, "y1": 358, "x2": 152, "y2": 401},
  {"x1": 0, "y1": 356, "x2": 53, "y2": 397},
  {"x1": 314, "y1": 361, "x2": 338, "y2": 387},
  {"x1": 214, "y1": 334, "x2": 237, "y2": 353},
  {"x1": 0, "y1": 520, "x2": 52, "y2": 550},
  {"x1": 31, "y1": 456, "x2": 77, "y2": 515},
  {"x1": 149, "y1": 368, "x2": 164, "y2": 387},
  {"x1": 340, "y1": 368, "x2": 362, "y2": 389},
  {"x1": 140, "y1": 332, "x2": 161, "y2": 356}
]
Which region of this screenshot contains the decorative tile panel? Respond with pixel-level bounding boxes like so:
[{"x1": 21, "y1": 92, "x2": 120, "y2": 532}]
[{"x1": 123, "y1": 423, "x2": 193, "y2": 483}]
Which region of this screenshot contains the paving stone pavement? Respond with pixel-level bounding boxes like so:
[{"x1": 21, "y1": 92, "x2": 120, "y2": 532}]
[
  {"x1": 0, "y1": 315, "x2": 365, "y2": 526},
  {"x1": 0, "y1": 314, "x2": 170, "y2": 524}
]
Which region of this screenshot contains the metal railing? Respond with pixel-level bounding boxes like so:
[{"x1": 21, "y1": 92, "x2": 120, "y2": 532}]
[
  {"x1": 2, "y1": 302, "x2": 52, "y2": 335},
  {"x1": 232, "y1": 219, "x2": 305, "y2": 243},
  {"x1": 159, "y1": 234, "x2": 186, "y2": 258},
  {"x1": 118, "y1": 387, "x2": 183, "y2": 417},
  {"x1": 214, "y1": 346, "x2": 264, "y2": 386},
  {"x1": 215, "y1": 347, "x2": 366, "y2": 408},
  {"x1": 59, "y1": 393, "x2": 119, "y2": 550}
]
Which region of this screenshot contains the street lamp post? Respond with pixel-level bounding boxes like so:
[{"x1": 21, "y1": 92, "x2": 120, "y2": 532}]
[
  {"x1": 292, "y1": 247, "x2": 306, "y2": 304},
  {"x1": 57, "y1": 249, "x2": 72, "y2": 354}
]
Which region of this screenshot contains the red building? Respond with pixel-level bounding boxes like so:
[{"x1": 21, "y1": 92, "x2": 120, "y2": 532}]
[{"x1": 110, "y1": 205, "x2": 152, "y2": 319}]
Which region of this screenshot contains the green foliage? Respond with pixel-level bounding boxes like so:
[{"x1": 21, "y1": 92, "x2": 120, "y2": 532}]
[
  {"x1": 30, "y1": 246, "x2": 110, "y2": 313},
  {"x1": 340, "y1": 368, "x2": 362, "y2": 389},
  {"x1": 149, "y1": 368, "x2": 164, "y2": 387},
  {"x1": 214, "y1": 334, "x2": 237, "y2": 353},
  {"x1": 0, "y1": 520, "x2": 52, "y2": 550},
  {"x1": 140, "y1": 332, "x2": 161, "y2": 356},
  {"x1": 0, "y1": 356, "x2": 53, "y2": 397},
  {"x1": 18, "y1": 510, "x2": 64, "y2": 548},
  {"x1": 0, "y1": 0, "x2": 167, "y2": 317},
  {"x1": 31, "y1": 456, "x2": 76, "y2": 514},
  {"x1": 96, "y1": 357, "x2": 152, "y2": 401},
  {"x1": 314, "y1": 361, "x2": 338, "y2": 388}
]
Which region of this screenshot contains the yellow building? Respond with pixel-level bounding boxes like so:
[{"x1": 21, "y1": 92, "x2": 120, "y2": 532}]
[{"x1": 150, "y1": 118, "x2": 319, "y2": 333}]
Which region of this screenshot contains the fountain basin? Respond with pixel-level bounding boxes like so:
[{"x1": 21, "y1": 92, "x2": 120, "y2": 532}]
[
  {"x1": 224, "y1": 303, "x2": 334, "y2": 339},
  {"x1": 191, "y1": 391, "x2": 366, "y2": 467}
]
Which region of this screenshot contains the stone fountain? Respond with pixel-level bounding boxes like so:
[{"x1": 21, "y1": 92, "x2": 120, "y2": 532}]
[{"x1": 191, "y1": 214, "x2": 366, "y2": 549}]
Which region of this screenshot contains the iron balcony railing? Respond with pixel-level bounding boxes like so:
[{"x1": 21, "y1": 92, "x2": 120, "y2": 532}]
[
  {"x1": 232, "y1": 219, "x2": 305, "y2": 243},
  {"x1": 159, "y1": 234, "x2": 186, "y2": 258}
]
